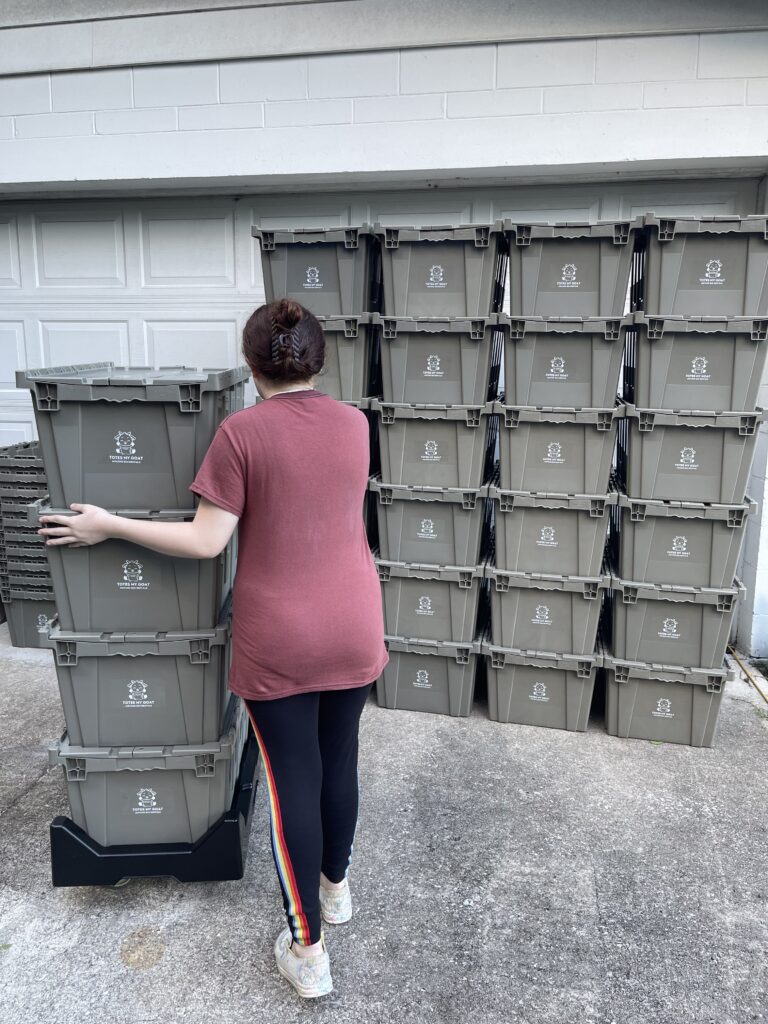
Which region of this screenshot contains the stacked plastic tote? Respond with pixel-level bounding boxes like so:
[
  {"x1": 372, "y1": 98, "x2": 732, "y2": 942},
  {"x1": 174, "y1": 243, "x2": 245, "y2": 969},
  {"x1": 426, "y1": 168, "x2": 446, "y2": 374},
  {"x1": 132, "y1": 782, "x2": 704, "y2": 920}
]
[
  {"x1": 609, "y1": 215, "x2": 768, "y2": 746},
  {"x1": 252, "y1": 224, "x2": 382, "y2": 410},
  {"x1": 16, "y1": 363, "x2": 257, "y2": 884},
  {"x1": 0, "y1": 441, "x2": 56, "y2": 646},
  {"x1": 485, "y1": 221, "x2": 642, "y2": 731}
]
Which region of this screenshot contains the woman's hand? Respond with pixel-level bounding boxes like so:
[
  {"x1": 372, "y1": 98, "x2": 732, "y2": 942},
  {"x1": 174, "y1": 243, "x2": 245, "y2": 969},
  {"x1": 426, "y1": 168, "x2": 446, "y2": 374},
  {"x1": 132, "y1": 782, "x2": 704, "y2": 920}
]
[{"x1": 39, "y1": 504, "x2": 115, "y2": 547}]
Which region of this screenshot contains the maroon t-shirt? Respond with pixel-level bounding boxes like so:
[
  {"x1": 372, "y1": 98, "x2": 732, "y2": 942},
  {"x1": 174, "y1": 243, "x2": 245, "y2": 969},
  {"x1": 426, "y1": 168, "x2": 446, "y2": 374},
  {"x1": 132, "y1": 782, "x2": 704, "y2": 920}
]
[{"x1": 190, "y1": 390, "x2": 388, "y2": 701}]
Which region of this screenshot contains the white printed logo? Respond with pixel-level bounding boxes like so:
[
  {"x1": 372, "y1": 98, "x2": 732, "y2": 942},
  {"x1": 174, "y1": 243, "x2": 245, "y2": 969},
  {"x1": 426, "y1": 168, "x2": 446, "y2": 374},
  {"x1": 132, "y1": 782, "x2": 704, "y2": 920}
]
[
  {"x1": 686, "y1": 355, "x2": 711, "y2": 382},
  {"x1": 133, "y1": 787, "x2": 163, "y2": 815},
  {"x1": 413, "y1": 669, "x2": 432, "y2": 689},
  {"x1": 537, "y1": 525, "x2": 558, "y2": 548},
  {"x1": 114, "y1": 430, "x2": 136, "y2": 455},
  {"x1": 532, "y1": 604, "x2": 553, "y2": 627},
  {"x1": 668, "y1": 535, "x2": 690, "y2": 559},
  {"x1": 700, "y1": 258, "x2": 724, "y2": 286},
  {"x1": 422, "y1": 439, "x2": 441, "y2": 463},
  {"x1": 424, "y1": 353, "x2": 444, "y2": 378},
  {"x1": 123, "y1": 678, "x2": 155, "y2": 708},
  {"x1": 426, "y1": 265, "x2": 447, "y2": 289},
  {"x1": 303, "y1": 265, "x2": 323, "y2": 290},
  {"x1": 543, "y1": 441, "x2": 564, "y2": 465},
  {"x1": 651, "y1": 697, "x2": 675, "y2": 719},
  {"x1": 417, "y1": 518, "x2": 437, "y2": 540},
  {"x1": 557, "y1": 263, "x2": 580, "y2": 289},
  {"x1": 658, "y1": 617, "x2": 681, "y2": 640},
  {"x1": 111, "y1": 430, "x2": 143, "y2": 464},
  {"x1": 546, "y1": 355, "x2": 568, "y2": 381},
  {"x1": 128, "y1": 679, "x2": 147, "y2": 701},
  {"x1": 117, "y1": 559, "x2": 150, "y2": 591},
  {"x1": 416, "y1": 595, "x2": 434, "y2": 616},
  {"x1": 676, "y1": 446, "x2": 699, "y2": 471},
  {"x1": 529, "y1": 680, "x2": 550, "y2": 703},
  {"x1": 36, "y1": 613, "x2": 48, "y2": 629}
]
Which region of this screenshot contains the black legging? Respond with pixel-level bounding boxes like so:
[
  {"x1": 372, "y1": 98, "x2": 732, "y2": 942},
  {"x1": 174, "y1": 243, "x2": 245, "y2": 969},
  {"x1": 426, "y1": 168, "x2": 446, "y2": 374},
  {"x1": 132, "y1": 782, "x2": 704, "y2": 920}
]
[{"x1": 244, "y1": 682, "x2": 373, "y2": 946}]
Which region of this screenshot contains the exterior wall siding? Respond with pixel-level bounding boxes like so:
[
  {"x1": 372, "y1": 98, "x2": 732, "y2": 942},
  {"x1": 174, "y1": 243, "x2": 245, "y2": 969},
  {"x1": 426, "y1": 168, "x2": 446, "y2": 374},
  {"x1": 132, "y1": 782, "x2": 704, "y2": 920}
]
[{"x1": 0, "y1": 33, "x2": 767, "y2": 190}]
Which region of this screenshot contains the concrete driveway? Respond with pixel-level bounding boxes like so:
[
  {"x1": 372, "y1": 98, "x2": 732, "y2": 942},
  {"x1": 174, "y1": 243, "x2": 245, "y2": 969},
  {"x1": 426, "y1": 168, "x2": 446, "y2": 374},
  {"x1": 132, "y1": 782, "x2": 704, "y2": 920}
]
[{"x1": 1, "y1": 626, "x2": 766, "y2": 1024}]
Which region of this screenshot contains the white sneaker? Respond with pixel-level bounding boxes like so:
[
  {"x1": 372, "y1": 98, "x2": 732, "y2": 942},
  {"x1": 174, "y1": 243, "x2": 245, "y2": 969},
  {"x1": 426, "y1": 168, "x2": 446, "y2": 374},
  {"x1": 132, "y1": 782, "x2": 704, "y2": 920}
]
[
  {"x1": 273, "y1": 927, "x2": 333, "y2": 999},
  {"x1": 319, "y1": 877, "x2": 353, "y2": 924}
]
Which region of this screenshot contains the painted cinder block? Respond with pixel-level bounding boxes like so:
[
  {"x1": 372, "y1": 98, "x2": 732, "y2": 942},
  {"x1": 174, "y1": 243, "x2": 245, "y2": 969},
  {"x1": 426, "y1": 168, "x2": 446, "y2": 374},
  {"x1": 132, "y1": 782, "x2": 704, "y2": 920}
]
[
  {"x1": 133, "y1": 63, "x2": 218, "y2": 107},
  {"x1": 308, "y1": 52, "x2": 398, "y2": 99}
]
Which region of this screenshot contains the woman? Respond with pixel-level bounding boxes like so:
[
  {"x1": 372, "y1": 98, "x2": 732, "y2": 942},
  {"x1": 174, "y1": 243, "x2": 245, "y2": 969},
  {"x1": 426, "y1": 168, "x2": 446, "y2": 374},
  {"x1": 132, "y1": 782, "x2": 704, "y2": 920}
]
[{"x1": 39, "y1": 298, "x2": 388, "y2": 1000}]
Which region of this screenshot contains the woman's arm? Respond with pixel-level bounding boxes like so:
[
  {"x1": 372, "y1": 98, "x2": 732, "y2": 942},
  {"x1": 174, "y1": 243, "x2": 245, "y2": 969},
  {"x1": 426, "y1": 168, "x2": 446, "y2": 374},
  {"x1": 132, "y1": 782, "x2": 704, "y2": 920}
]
[{"x1": 38, "y1": 498, "x2": 238, "y2": 559}]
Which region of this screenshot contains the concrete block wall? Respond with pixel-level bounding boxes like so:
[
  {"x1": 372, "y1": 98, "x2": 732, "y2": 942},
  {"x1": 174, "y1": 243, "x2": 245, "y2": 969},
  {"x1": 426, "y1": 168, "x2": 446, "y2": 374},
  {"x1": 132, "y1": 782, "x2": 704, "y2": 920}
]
[{"x1": 1, "y1": 32, "x2": 768, "y2": 187}]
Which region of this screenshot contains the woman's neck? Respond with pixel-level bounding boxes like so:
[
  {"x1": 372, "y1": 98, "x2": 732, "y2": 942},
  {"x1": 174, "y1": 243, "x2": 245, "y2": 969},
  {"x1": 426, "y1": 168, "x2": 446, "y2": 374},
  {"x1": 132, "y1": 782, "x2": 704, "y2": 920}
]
[{"x1": 256, "y1": 379, "x2": 315, "y2": 400}]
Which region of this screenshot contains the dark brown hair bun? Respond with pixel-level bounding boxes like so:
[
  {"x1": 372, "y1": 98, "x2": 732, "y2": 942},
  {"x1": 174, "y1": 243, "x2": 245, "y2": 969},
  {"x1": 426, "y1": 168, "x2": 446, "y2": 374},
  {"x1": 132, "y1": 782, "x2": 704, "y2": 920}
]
[{"x1": 242, "y1": 298, "x2": 325, "y2": 385}]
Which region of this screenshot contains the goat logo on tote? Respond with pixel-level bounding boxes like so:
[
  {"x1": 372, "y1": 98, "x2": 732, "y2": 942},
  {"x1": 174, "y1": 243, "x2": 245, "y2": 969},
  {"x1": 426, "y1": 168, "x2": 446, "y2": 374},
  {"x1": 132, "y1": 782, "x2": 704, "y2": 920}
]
[
  {"x1": 543, "y1": 441, "x2": 564, "y2": 465},
  {"x1": 676, "y1": 446, "x2": 698, "y2": 471},
  {"x1": 111, "y1": 430, "x2": 143, "y2": 464},
  {"x1": 133, "y1": 787, "x2": 163, "y2": 815},
  {"x1": 303, "y1": 266, "x2": 322, "y2": 290},
  {"x1": 558, "y1": 263, "x2": 580, "y2": 289},
  {"x1": 547, "y1": 355, "x2": 568, "y2": 381},
  {"x1": 537, "y1": 525, "x2": 558, "y2": 548},
  {"x1": 422, "y1": 439, "x2": 441, "y2": 463},
  {"x1": 124, "y1": 679, "x2": 155, "y2": 708},
  {"x1": 36, "y1": 613, "x2": 48, "y2": 630},
  {"x1": 413, "y1": 669, "x2": 432, "y2": 689},
  {"x1": 529, "y1": 681, "x2": 550, "y2": 703},
  {"x1": 418, "y1": 518, "x2": 437, "y2": 540},
  {"x1": 128, "y1": 679, "x2": 147, "y2": 701},
  {"x1": 651, "y1": 697, "x2": 675, "y2": 719},
  {"x1": 416, "y1": 595, "x2": 434, "y2": 616},
  {"x1": 659, "y1": 617, "x2": 680, "y2": 640},
  {"x1": 669, "y1": 535, "x2": 690, "y2": 558},
  {"x1": 687, "y1": 355, "x2": 711, "y2": 382},
  {"x1": 700, "y1": 258, "x2": 724, "y2": 285},
  {"x1": 427, "y1": 265, "x2": 447, "y2": 289},
  {"x1": 532, "y1": 604, "x2": 552, "y2": 626},
  {"x1": 424, "y1": 354, "x2": 444, "y2": 378},
  {"x1": 118, "y1": 559, "x2": 150, "y2": 591}
]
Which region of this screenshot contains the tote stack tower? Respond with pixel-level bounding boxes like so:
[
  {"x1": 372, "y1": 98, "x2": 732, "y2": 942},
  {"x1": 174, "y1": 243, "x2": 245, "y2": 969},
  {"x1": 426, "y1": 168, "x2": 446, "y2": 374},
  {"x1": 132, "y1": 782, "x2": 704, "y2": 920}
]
[
  {"x1": 370, "y1": 223, "x2": 507, "y2": 715},
  {"x1": 16, "y1": 363, "x2": 259, "y2": 886},
  {"x1": 609, "y1": 214, "x2": 768, "y2": 746},
  {"x1": 485, "y1": 220, "x2": 640, "y2": 732}
]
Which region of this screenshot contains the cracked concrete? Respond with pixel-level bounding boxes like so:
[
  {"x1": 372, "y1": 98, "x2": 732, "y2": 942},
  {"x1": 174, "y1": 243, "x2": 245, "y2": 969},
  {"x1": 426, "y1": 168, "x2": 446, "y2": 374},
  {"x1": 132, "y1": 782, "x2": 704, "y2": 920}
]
[{"x1": 0, "y1": 623, "x2": 766, "y2": 1024}]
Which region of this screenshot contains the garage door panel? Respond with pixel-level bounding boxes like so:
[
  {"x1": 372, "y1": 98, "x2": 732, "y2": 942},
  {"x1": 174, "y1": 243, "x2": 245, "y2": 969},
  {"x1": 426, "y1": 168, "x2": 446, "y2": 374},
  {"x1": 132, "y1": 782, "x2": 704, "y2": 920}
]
[
  {"x1": 33, "y1": 213, "x2": 126, "y2": 288},
  {"x1": 370, "y1": 200, "x2": 472, "y2": 228},
  {"x1": 145, "y1": 320, "x2": 239, "y2": 369},
  {"x1": 0, "y1": 322, "x2": 25, "y2": 387},
  {"x1": 497, "y1": 199, "x2": 602, "y2": 222},
  {"x1": 0, "y1": 218, "x2": 21, "y2": 289},
  {"x1": 40, "y1": 321, "x2": 129, "y2": 367},
  {"x1": 0, "y1": 408, "x2": 35, "y2": 446},
  {"x1": 139, "y1": 210, "x2": 236, "y2": 289}
]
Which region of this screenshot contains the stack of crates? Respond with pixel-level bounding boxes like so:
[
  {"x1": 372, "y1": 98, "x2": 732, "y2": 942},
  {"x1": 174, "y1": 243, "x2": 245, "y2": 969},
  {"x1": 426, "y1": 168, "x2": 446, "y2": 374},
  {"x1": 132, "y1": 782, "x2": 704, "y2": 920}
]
[
  {"x1": 368, "y1": 222, "x2": 508, "y2": 716},
  {"x1": 0, "y1": 441, "x2": 56, "y2": 646},
  {"x1": 16, "y1": 363, "x2": 257, "y2": 878},
  {"x1": 251, "y1": 224, "x2": 382, "y2": 409},
  {"x1": 609, "y1": 214, "x2": 768, "y2": 746},
  {"x1": 483, "y1": 219, "x2": 643, "y2": 731}
]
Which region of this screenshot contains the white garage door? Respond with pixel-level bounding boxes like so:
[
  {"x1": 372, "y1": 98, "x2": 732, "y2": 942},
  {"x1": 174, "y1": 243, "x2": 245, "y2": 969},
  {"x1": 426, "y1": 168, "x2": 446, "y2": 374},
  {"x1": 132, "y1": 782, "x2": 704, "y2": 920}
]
[{"x1": 0, "y1": 176, "x2": 759, "y2": 443}]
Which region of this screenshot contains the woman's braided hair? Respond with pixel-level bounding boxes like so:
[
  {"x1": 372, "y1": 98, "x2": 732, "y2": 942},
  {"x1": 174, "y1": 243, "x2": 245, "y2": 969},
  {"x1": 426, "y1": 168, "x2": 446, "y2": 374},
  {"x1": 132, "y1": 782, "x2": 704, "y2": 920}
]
[{"x1": 243, "y1": 298, "x2": 325, "y2": 384}]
